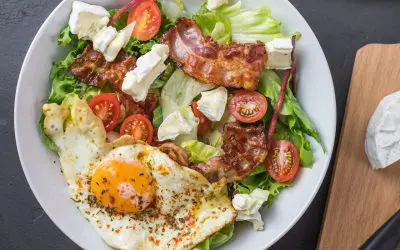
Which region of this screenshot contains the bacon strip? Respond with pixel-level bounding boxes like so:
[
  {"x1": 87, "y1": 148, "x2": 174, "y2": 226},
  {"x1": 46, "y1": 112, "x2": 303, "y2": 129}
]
[
  {"x1": 70, "y1": 45, "x2": 136, "y2": 89},
  {"x1": 159, "y1": 142, "x2": 189, "y2": 166},
  {"x1": 161, "y1": 18, "x2": 266, "y2": 90},
  {"x1": 70, "y1": 45, "x2": 158, "y2": 117},
  {"x1": 191, "y1": 122, "x2": 267, "y2": 183}
]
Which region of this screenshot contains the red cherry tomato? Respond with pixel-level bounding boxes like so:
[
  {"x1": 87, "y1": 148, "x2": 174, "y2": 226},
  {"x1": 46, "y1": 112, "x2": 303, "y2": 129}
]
[
  {"x1": 127, "y1": 0, "x2": 161, "y2": 41},
  {"x1": 228, "y1": 90, "x2": 268, "y2": 123},
  {"x1": 88, "y1": 93, "x2": 121, "y2": 132},
  {"x1": 266, "y1": 140, "x2": 300, "y2": 183},
  {"x1": 191, "y1": 102, "x2": 211, "y2": 136},
  {"x1": 120, "y1": 114, "x2": 154, "y2": 144}
]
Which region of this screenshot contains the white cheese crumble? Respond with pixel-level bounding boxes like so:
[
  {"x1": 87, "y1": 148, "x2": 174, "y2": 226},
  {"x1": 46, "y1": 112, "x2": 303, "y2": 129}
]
[
  {"x1": 266, "y1": 38, "x2": 293, "y2": 70},
  {"x1": 68, "y1": 1, "x2": 110, "y2": 40},
  {"x1": 121, "y1": 44, "x2": 169, "y2": 102},
  {"x1": 232, "y1": 188, "x2": 269, "y2": 230},
  {"x1": 197, "y1": 87, "x2": 228, "y2": 122}
]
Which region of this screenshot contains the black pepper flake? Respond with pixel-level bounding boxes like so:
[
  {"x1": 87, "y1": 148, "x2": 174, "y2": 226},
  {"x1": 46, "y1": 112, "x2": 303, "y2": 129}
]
[
  {"x1": 139, "y1": 173, "x2": 144, "y2": 176},
  {"x1": 87, "y1": 195, "x2": 97, "y2": 207},
  {"x1": 110, "y1": 196, "x2": 115, "y2": 204},
  {"x1": 102, "y1": 177, "x2": 108, "y2": 183}
]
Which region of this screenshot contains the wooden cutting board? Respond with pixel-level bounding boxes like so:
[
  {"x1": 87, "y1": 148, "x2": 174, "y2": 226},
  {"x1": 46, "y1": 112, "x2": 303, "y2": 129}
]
[{"x1": 318, "y1": 44, "x2": 400, "y2": 250}]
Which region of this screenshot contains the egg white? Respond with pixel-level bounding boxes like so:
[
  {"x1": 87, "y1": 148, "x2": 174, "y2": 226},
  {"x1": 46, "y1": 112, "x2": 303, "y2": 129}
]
[{"x1": 43, "y1": 99, "x2": 237, "y2": 249}]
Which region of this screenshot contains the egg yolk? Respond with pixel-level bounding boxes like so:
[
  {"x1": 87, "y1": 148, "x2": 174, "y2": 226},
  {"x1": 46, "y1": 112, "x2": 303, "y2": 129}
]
[{"x1": 90, "y1": 160, "x2": 156, "y2": 214}]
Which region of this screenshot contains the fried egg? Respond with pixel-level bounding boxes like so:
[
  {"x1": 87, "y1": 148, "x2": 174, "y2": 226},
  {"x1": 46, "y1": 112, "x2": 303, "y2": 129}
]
[{"x1": 43, "y1": 98, "x2": 237, "y2": 249}]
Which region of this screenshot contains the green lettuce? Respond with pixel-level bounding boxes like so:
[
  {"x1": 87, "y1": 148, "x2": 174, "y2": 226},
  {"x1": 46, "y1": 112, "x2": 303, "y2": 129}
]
[
  {"x1": 181, "y1": 140, "x2": 222, "y2": 163},
  {"x1": 108, "y1": 9, "x2": 129, "y2": 31},
  {"x1": 258, "y1": 70, "x2": 322, "y2": 145},
  {"x1": 273, "y1": 122, "x2": 314, "y2": 167},
  {"x1": 152, "y1": 105, "x2": 163, "y2": 128},
  {"x1": 216, "y1": 1, "x2": 284, "y2": 43},
  {"x1": 39, "y1": 114, "x2": 59, "y2": 152},
  {"x1": 150, "y1": 61, "x2": 176, "y2": 90},
  {"x1": 57, "y1": 27, "x2": 73, "y2": 47},
  {"x1": 193, "y1": 11, "x2": 231, "y2": 44},
  {"x1": 194, "y1": 224, "x2": 234, "y2": 250},
  {"x1": 202, "y1": 129, "x2": 223, "y2": 148},
  {"x1": 159, "y1": 0, "x2": 188, "y2": 21},
  {"x1": 161, "y1": 69, "x2": 214, "y2": 118},
  {"x1": 175, "y1": 106, "x2": 199, "y2": 144},
  {"x1": 51, "y1": 30, "x2": 88, "y2": 80},
  {"x1": 231, "y1": 165, "x2": 291, "y2": 205},
  {"x1": 193, "y1": 1, "x2": 284, "y2": 44}
]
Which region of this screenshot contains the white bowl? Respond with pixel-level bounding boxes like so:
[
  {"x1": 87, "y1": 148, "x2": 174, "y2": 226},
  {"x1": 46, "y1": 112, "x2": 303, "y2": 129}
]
[{"x1": 14, "y1": 0, "x2": 336, "y2": 249}]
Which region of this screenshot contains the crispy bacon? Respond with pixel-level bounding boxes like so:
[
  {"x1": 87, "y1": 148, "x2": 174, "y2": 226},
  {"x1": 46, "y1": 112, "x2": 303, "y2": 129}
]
[
  {"x1": 159, "y1": 142, "x2": 189, "y2": 166},
  {"x1": 161, "y1": 18, "x2": 266, "y2": 90},
  {"x1": 70, "y1": 45, "x2": 158, "y2": 117},
  {"x1": 140, "y1": 92, "x2": 158, "y2": 118},
  {"x1": 69, "y1": 45, "x2": 136, "y2": 89},
  {"x1": 119, "y1": 92, "x2": 159, "y2": 117},
  {"x1": 191, "y1": 122, "x2": 267, "y2": 183},
  {"x1": 119, "y1": 92, "x2": 145, "y2": 116}
]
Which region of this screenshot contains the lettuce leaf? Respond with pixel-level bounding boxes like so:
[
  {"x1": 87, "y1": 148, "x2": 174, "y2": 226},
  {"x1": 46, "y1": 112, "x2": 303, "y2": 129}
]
[
  {"x1": 194, "y1": 224, "x2": 234, "y2": 250},
  {"x1": 258, "y1": 70, "x2": 322, "y2": 146},
  {"x1": 150, "y1": 61, "x2": 176, "y2": 90},
  {"x1": 209, "y1": 223, "x2": 234, "y2": 248},
  {"x1": 175, "y1": 106, "x2": 199, "y2": 144},
  {"x1": 161, "y1": 69, "x2": 214, "y2": 118},
  {"x1": 181, "y1": 140, "x2": 222, "y2": 163},
  {"x1": 48, "y1": 75, "x2": 79, "y2": 104},
  {"x1": 202, "y1": 129, "x2": 223, "y2": 148},
  {"x1": 273, "y1": 122, "x2": 314, "y2": 167},
  {"x1": 39, "y1": 114, "x2": 59, "y2": 152},
  {"x1": 231, "y1": 165, "x2": 291, "y2": 205},
  {"x1": 159, "y1": 0, "x2": 188, "y2": 21},
  {"x1": 51, "y1": 36, "x2": 87, "y2": 79},
  {"x1": 108, "y1": 9, "x2": 129, "y2": 31},
  {"x1": 194, "y1": 240, "x2": 209, "y2": 250},
  {"x1": 152, "y1": 105, "x2": 163, "y2": 128},
  {"x1": 193, "y1": 11, "x2": 231, "y2": 44},
  {"x1": 216, "y1": 1, "x2": 284, "y2": 43},
  {"x1": 57, "y1": 27, "x2": 73, "y2": 47}
]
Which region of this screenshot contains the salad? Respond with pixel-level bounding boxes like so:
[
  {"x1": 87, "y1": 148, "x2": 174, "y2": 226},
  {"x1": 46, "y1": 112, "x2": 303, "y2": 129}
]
[{"x1": 39, "y1": 0, "x2": 322, "y2": 249}]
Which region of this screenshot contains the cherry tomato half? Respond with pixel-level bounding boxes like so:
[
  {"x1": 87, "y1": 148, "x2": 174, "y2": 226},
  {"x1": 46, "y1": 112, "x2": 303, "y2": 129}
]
[
  {"x1": 88, "y1": 93, "x2": 121, "y2": 132},
  {"x1": 120, "y1": 114, "x2": 154, "y2": 144},
  {"x1": 128, "y1": 0, "x2": 161, "y2": 41},
  {"x1": 191, "y1": 101, "x2": 211, "y2": 136},
  {"x1": 228, "y1": 90, "x2": 268, "y2": 123},
  {"x1": 266, "y1": 140, "x2": 300, "y2": 183}
]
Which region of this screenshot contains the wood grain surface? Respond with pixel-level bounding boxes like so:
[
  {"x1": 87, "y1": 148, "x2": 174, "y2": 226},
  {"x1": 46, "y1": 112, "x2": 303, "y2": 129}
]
[{"x1": 318, "y1": 44, "x2": 400, "y2": 250}]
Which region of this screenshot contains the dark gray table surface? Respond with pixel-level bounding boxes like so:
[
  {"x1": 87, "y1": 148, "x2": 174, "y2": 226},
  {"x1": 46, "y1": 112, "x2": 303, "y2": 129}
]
[{"x1": 1, "y1": 0, "x2": 400, "y2": 249}]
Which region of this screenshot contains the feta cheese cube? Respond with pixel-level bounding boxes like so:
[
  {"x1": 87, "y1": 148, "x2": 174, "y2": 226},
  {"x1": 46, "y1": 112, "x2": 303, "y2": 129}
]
[
  {"x1": 232, "y1": 188, "x2": 269, "y2": 231},
  {"x1": 266, "y1": 38, "x2": 293, "y2": 70},
  {"x1": 121, "y1": 44, "x2": 169, "y2": 102},
  {"x1": 197, "y1": 87, "x2": 228, "y2": 122},
  {"x1": 68, "y1": 1, "x2": 110, "y2": 40},
  {"x1": 92, "y1": 26, "x2": 118, "y2": 53},
  {"x1": 104, "y1": 22, "x2": 135, "y2": 62}
]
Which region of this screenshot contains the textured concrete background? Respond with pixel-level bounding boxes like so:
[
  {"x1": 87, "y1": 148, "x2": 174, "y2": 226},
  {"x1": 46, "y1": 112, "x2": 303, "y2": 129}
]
[{"x1": 1, "y1": 0, "x2": 400, "y2": 249}]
